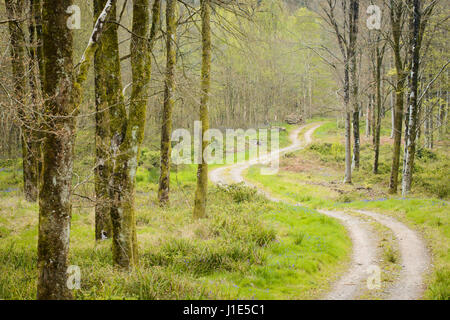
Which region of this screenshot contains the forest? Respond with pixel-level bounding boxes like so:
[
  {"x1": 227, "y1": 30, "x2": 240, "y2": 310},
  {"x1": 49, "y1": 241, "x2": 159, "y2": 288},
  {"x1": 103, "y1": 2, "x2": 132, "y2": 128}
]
[{"x1": 0, "y1": 0, "x2": 448, "y2": 304}]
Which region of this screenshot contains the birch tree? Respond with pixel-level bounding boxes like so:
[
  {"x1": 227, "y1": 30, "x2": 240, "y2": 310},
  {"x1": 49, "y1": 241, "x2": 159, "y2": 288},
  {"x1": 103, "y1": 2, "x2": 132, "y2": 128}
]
[
  {"x1": 401, "y1": 0, "x2": 438, "y2": 196},
  {"x1": 401, "y1": 0, "x2": 421, "y2": 196},
  {"x1": 321, "y1": 0, "x2": 360, "y2": 184}
]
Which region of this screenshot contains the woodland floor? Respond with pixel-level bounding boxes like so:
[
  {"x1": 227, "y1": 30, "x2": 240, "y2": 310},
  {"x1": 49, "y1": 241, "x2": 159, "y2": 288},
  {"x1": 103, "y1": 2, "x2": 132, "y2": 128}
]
[{"x1": 0, "y1": 119, "x2": 448, "y2": 300}]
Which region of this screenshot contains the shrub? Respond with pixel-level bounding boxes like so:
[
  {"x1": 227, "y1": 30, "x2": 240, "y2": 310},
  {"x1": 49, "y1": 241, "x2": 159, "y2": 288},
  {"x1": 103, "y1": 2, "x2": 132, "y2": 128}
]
[
  {"x1": 308, "y1": 143, "x2": 332, "y2": 154},
  {"x1": 218, "y1": 183, "x2": 258, "y2": 203},
  {"x1": 284, "y1": 152, "x2": 296, "y2": 158},
  {"x1": 308, "y1": 142, "x2": 344, "y2": 162},
  {"x1": 336, "y1": 194, "x2": 354, "y2": 203},
  {"x1": 416, "y1": 148, "x2": 437, "y2": 161},
  {"x1": 139, "y1": 148, "x2": 160, "y2": 169},
  {"x1": 330, "y1": 143, "x2": 345, "y2": 161}
]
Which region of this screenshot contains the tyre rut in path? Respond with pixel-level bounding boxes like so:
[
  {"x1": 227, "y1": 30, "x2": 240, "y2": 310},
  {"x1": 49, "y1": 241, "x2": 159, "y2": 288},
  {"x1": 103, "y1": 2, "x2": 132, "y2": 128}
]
[{"x1": 209, "y1": 123, "x2": 430, "y2": 300}]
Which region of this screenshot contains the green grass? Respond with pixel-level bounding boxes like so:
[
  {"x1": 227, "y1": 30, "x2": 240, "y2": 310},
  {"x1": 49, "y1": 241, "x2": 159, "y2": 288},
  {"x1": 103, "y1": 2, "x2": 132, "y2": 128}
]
[
  {"x1": 245, "y1": 119, "x2": 450, "y2": 300},
  {"x1": 0, "y1": 154, "x2": 350, "y2": 299}
]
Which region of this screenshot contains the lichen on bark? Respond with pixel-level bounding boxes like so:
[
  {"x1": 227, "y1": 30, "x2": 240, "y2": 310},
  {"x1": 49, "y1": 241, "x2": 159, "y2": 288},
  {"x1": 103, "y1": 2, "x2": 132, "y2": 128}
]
[
  {"x1": 37, "y1": 0, "x2": 75, "y2": 300},
  {"x1": 94, "y1": 0, "x2": 113, "y2": 240},
  {"x1": 37, "y1": 0, "x2": 116, "y2": 299}
]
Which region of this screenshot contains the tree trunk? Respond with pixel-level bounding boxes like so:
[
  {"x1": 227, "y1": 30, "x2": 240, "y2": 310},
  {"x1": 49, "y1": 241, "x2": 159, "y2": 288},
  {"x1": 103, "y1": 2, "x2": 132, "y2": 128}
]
[
  {"x1": 6, "y1": 0, "x2": 39, "y2": 202},
  {"x1": 389, "y1": 77, "x2": 405, "y2": 193},
  {"x1": 109, "y1": 0, "x2": 159, "y2": 268},
  {"x1": 93, "y1": 0, "x2": 113, "y2": 241},
  {"x1": 439, "y1": 99, "x2": 445, "y2": 140},
  {"x1": 344, "y1": 111, "x2": 352, "y2": 183},
  {"x1": 427, "y1": 104, "x2": 434, "y2": 148},
  {"x1": 373, "y1": 45, "x2": 384, "y2": 174},
  {"x1": 37, "y1": 0, "x2": 74, "y2": 300},
  {"x1": 28, "y1": 0, "x2": 44, "y2": 193},
  {"x1": 371, "y1": 94, "x2": 376, "y2": 144},
  {"x1": 30, "y1": 0, "x2": 44, "y2": 186},
  {"x1": 390, "y1": 54, "x2": 395, "y2": 139},
  {"x1": 37, "y1": 0, "x2": 115, "y2": 299},
  {"x1": 158, "y1": 0, "x2": 177, "y2": 205},
  {"x1": 350, "y1": 0, "x2": 360, "y2": 171},
  {"x1": 401, "y1": 0, "x2": 421, "y2": 197},
  {"x1": 388, "y1": 0, "x2": 406, "y2": 194},
  {"x1": 366, "y1": 95, "x2": 372, "y2": 138},
  {"x1": 194, "y1": 0, "x2": 211, "y2": 219},
  {"x1": 344, "y1": 67, "x2": 352, "y2": 184},
  {"x1": 105, "y1": 0, "x2": 132, "y2": 267},
  {"x1": 424, "y1": 103, "x2": 430, "y2": 147}
]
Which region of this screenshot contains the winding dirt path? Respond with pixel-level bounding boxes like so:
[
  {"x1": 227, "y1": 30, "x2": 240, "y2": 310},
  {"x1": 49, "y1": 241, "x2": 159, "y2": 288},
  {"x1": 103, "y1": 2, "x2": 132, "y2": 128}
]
[
  {"x1": 355, "y1": 210, "x2": 430, "y2": 300},
  {"x1": 210, "y1": 124, "x2": 320, "y2": 186},
  {"x1": 318, "y1": 209, "x2": 379, "y2": 300},
  {"x1": 209, "y1": 123, "x2": 430, "y2": 300}
]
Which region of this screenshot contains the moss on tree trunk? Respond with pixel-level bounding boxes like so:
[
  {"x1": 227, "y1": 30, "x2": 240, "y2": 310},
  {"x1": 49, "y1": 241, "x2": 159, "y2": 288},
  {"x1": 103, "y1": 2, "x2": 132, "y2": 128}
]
[
  {"x1": 158, "y1": 0, "x2": 177, "y2": 205},
  {"x1": 93, "y1": 0, "x2": 114, "y2": 240},
  {"x1": 37, "y1": 0, "x2": 115, "y2": 299},
  {"x1": 193, "y1": 0, "x2": 211, "y2": 219},
  {"x1": 109, "y1": 0, "x2": 160, "y2": 268},
  {"x1": 37, "y1": 0, "x2": 74, "y2": 300}
]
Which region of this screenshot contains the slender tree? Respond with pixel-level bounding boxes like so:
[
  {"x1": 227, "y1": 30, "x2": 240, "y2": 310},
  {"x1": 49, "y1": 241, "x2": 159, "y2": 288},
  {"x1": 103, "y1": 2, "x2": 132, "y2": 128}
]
[
  {"x1": 401, "y1": 0, "x2": 437, "y2": 196},
  {"x1": 389, "y1": 54, "x2": 395, "y2": 138},
  {"x1": 5, "y1": 0, "x2": 39, "y2": 202},
  {"x1": 109, "y1": 0, "x2": 160, "y2": 268},
  {"x1": 373, "y1": 34, "x2": 386, "y2": 174},
  {"x1": 29, "y1": 0, "x2": 44, "y2": 81},
  {"x1": 93, "y1": 0, "x2": 124, "y2": 241},
  {"x1": 343, "y1": 67, "x2": 352, "y2": 184},
  {"x1": 193, "y1": 0, "x2": 212, "y2": 219},
  {"x1": 28, "y1": 0, "x2": 44, "y2": 187},
  {"x1": 349, "y1": 0, "x2": 360, "y2": 171},
  {"x1": 365, "y1": 94, "x2": 372, "y2": 138},
  {"x1": 321, "y1": 0, "x2": 360, "y2": 183},
  {"x1": 388, "y1": 0, "x2": 407, "y2": 194},
  {"x1": 401, "y1": 0, "x2": 421, "y2": 196},
  {"x1": 158, "y1": 0, "x2": 177, "y2": 205}
]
